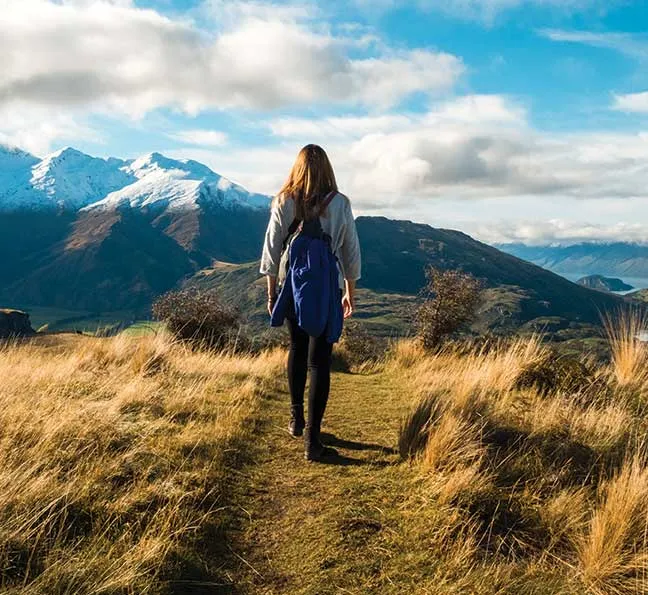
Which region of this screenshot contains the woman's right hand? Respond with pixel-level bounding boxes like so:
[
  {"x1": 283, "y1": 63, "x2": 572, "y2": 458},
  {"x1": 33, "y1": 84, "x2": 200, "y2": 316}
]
[
  {"x1": 342, "y1": 292, "x2": 354, "y2": 319},
  {"x1": 266, "y1": 276, "x2": 278, "y2": 317},
  {"x1": 342, "y1": 279, "x2": 356, "y2": 319}
]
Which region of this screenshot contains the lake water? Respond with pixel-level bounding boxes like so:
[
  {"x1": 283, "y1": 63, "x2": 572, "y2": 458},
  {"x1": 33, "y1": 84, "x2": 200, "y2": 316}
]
[
  {"x1": 559, "y1": 273, "x2": 648, "y2": 292},
  {"x1": 556, "y1": 273, "x2": 648, "y2": 341}
]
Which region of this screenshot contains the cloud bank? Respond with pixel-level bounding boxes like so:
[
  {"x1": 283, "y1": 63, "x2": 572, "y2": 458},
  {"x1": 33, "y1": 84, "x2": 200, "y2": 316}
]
[
  {"x1": 478, "y1": 219, "x2": 648, "y2": 245},
  {"x1": 0, "y1": 0, "x2": 463, "y2": 115},
  {"x1": 259, "y1": 95, "x2": 648, "y2": 204}
]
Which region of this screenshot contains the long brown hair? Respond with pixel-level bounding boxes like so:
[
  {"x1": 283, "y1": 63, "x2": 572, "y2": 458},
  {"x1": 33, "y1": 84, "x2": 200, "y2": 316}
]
[{"x1": 275, "y1": 144, "x2": 338, "y2": 219}]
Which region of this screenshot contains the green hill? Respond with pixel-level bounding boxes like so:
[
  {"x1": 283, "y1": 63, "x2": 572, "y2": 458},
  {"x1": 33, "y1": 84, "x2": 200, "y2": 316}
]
[
  {"x1": 355, "y1": 217, "x2": 623, "y2": 325},
  {"x1": 577, "y1": 275, "x2": 634, "y2": 292},
  {"x1": 185, "y1": 217, "x2": 629, "y2": 338}
]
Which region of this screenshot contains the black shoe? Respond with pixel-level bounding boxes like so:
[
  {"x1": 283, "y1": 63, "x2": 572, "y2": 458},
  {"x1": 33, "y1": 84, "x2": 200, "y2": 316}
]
[
  {"x1": 289, "y1": 417, "x2": 305, "y2": 437},
  {"x1": 304, "y1": 440, "x2": 338, "y2": 462},
  {"x1": 288, "y1": 406, "x2": 305, "y2": 437}
]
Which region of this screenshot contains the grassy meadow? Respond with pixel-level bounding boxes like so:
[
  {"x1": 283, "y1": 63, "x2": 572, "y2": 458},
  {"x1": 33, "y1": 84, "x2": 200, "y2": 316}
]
[
  {"x1": 0, "y1": 333, "x2": 283, "y2": 594},
  {"x1": 1, "y1": 312, "x2": 648, "y2": 594},
  {"x1": 3, "y1": 306, "x2": 151, "y2": 335}
]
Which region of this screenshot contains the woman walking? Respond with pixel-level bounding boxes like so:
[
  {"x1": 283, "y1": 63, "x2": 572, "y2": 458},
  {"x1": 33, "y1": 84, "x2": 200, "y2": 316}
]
[{"x1": 260, "y1": 144, "x2": 361, "y2": 462}]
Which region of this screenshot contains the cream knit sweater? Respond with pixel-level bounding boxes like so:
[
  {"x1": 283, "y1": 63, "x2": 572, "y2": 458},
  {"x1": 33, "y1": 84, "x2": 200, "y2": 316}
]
[{"x1": 259, "y1": 192, "x2": 362, "y2": 286}]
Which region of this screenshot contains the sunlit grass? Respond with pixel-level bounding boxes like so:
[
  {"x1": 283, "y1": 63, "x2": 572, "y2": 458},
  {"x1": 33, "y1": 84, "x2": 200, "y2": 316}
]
[
  {"x1": 4, "y1": 309, "x2": 648, "y2": 594},
  {"x1": 0, "y1": 332, "x2": 282, "y2": 593},
  {"x1": 396, "y1": 320, "x2": 648, "y2": 593},
  {"x1": 603, "y1": 307, "x2": 648, "y2": 387}
]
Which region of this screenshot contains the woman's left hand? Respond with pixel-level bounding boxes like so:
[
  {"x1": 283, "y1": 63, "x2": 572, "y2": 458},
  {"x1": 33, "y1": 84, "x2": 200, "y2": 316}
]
[{"x1": 267, "y1": 296, "x2": 277, "y2": 316}]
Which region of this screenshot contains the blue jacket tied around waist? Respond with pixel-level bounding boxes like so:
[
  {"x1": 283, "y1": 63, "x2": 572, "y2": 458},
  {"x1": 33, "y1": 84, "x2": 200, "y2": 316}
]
[{"x1": 270, "y1": 228, "x2": 344, "y2": 344}]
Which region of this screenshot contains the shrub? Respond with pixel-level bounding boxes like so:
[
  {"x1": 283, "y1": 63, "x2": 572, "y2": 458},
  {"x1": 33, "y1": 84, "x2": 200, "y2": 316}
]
[
  {"x1": 414, "y1": 267, "x2": 483, "y2": 351},
  {"x1": 152, "y1": 288, "x2": 243, "y2": 350},
  {"x1": 336, "y1": 321, "x2": 387, "y2": 370},
  {"x1": 247, "y1": 328, "x2": 289, "y2": 354}
]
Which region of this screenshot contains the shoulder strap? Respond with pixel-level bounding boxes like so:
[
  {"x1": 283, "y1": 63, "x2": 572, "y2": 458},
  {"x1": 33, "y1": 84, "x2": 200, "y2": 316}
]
[
  {"x1": 285, "y1": 191, "x2": 336, "y2": 246},
  {"x1": 318, "y1": 191, "x2": 337, "y2": 216},
  {"x1": 283, "y1": 194, "x2": 303, "y2": 247},
  {"x1": 287, "y1": 218, "x2": 301, "y2": 236}
]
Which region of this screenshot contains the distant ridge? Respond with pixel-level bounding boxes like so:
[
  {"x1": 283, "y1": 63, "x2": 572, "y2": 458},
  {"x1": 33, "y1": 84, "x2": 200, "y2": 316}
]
[
  {"x1": 188, "y1": 217, "x2": 629, "y2": 334},
  {"x1": 498, "y1": 242, "x2": 648, "y2": 280}
]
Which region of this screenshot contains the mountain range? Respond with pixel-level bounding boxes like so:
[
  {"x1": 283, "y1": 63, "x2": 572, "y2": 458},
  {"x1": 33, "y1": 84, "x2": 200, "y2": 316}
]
[
  {"x1": 498, "y1": 242, "x2": 648, "y2": 282},
  {"x1": 0, "y1": 145, "x2": 271, "y2": 310},
  {"x1": 0, "y1": 144, "x2": 631, "y2": 333}
]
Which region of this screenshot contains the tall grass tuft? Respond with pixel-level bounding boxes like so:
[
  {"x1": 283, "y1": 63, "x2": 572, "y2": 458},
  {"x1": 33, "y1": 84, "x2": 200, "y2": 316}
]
[
  {"x1": 603, "y1": 307, "x2": 648, "y2": 387},
  {"x1": 578, "y1": 456, "x2": 648, "y2": 595},
  {"x1": 398, "y1": 392, "x2": 441, "y2": 460}
]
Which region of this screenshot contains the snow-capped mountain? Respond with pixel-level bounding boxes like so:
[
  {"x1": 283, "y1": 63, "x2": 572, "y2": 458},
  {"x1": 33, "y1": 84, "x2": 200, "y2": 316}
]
[
  {"x1": 29, "y1": 148, "x2": 136, "y2": 211},
  {"x1": 86, "y1": 152, "x2": 270, "y2": 212},
  {"x1": 0, "y1": 145, "x2": 270, "y2": 212},
  {"x1": 0, "y1": 144, "x2": 272, "y2": 312},
  {"x1": 0, "y1": 145, "x2": 41, "y2": 208},
  {"x1": 0, "y1": 144, "x2": 39, "y2": 173}
]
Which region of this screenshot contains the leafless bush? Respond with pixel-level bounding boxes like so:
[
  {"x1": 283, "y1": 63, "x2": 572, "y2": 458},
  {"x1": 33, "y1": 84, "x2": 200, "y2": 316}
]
[
  {"x1": 152, "y1": 289, "x2": 244, "y2": 350},
  {"x1": 414, "y1": 267, "x2": 483, "y2": 350},
  {"x1": 337, "y1": 321, "x2": 387, "y2": 370}
]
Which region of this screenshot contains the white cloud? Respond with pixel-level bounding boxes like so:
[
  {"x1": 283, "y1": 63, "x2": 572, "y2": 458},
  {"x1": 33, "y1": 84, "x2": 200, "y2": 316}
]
[
  {"x1": 170, "y1": 129, "x2": 228, "y2": 146},
  {"x1": 0, "y1": 0, "x2": 463, "y2": 115},
  {"x1": 613, "y1": 92, "x2": 648, "y2": 113},
  {"x1": 540, "y1": 29, "x2": 648, "y2": 60},
  {"x1": 164, "y1": 95, "x2": 648, "y2": 246},
  {"x1": 0, "y1": 105, "x2": 100, "y2": 156},
  {"x1": 0, "y1": 0, "x2": 464, "y2": 153},
  {"x1": 269, "y1": 114, "x2": 414, "y2": 139},
  {"x1": 202, "y1": 0, "x2": 316, "y2": 25},
  {"x1": 265, "y1": 95, "x2": 539, "y2": 200},
  {"x1": 269, "y1": 95, "x2": 525, "y2": 139},
  {"x1": 475, "y1": 218, "x2": 648, "y2": 245},
  {"x1": 166, "y1": 144, "x2": 298, "y2": 194},
  {"x1": 179, "y1": 95, "x2": 648, "y2": 216},
  {"x1": 397, "y1": 0, "x2": 616, "y2": 25}
]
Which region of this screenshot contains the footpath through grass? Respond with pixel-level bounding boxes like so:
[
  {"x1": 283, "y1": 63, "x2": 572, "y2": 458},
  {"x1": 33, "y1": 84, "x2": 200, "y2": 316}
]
[
  {"x1": 227, "y1": 367, "x2": 468, "y2": 595},
  {"x1": 223, "y1": 330, "x2": 648, "y2": 595},
  {"x1": 229, "y1": 368, "x2": 400, "y2": 594}
]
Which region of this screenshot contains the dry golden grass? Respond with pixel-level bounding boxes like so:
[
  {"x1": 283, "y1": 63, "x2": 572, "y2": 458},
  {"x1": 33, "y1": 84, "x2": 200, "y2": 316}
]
[
  {"x1": 3, "y1": 308, "x2": 648, "y2": 595},
  {"x1": 576, "y1": 455, "x2": 648, "y2": 595},
  {"x1": 0, "y1": 332, "x2": 282, "y2": 594},
  {"x1": 396, "y1": 314, "x2": 648, "y2": 594},
  {"x1": 603, "y1": 308, "x2": 648, "y2": 387}
]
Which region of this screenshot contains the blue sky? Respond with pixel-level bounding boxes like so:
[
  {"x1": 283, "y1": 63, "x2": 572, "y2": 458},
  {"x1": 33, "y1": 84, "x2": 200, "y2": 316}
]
[{"x1": 2, "y1": 0, "x2": 648, "y2": 244}]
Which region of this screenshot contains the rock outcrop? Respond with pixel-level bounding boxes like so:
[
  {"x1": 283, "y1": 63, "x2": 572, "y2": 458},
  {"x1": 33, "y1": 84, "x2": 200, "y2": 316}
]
[{"x1": 0, "y1": 309, "x2": 35, "y2": 338}]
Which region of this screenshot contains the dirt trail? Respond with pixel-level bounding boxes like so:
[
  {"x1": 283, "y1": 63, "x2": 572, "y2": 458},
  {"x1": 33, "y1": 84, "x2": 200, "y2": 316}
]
[{"x1": 227, "y1": 369, "x2": 408, "y2": 595}]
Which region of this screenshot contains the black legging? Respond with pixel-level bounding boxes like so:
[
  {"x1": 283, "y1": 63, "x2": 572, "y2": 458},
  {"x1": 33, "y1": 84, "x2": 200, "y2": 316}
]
[{"x1": 286, "y1": 316, "x2": 333, "y2": 438}]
